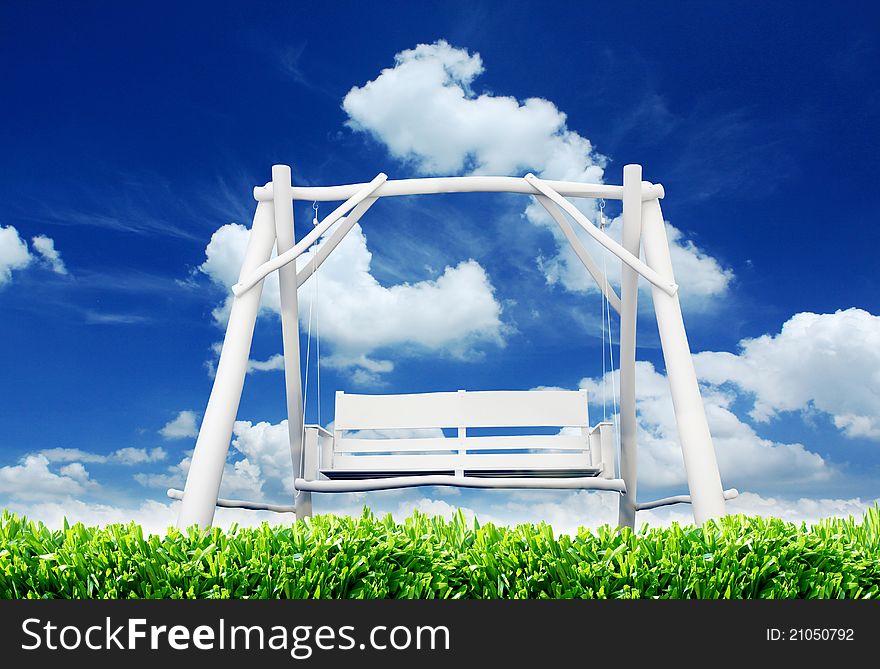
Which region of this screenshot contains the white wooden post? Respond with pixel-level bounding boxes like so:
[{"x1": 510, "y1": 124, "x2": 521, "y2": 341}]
[
  {"x1": 617, "y1": 164, "x2": 642, "y2": 529},
  {"x1": 176, "y1": 200, "x2": 277, "y2": 528},
  {"x1": 640, "y1": 194, "x2": 727, "y2": 524},
  {"x1": 271, "y1": 165, "x2": 307, "y2": 513},
  {"x1": 298, "y1": 428, "x2": 318, "y2": 520}
]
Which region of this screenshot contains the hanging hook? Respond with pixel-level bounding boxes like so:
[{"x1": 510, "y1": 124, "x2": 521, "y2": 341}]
[
  {"x1": 312, "y1": 201, "x2": 320, "y2": 227},
  {"x1": 598, "y1": 198, "x2": 608, "y2": 229}
]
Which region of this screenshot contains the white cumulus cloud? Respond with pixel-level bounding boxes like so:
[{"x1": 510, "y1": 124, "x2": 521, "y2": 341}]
[
  {"x1": 320, "y1": 488, "x2": 878, "y2": 536},
  {"x1": 199, "y1": 221, "x2": 504, "y2": 378},
  {"x1": 39, "y1": 447, "x2": 167, "y2": 465},
  {"x1": 31, "y1": 234, "x2": 68, "y2": 275},
  {"x1": 0, "y1": 455, "x2": 96, "y2": 502},
  {"x1": 694, "y1": 308, "x2": 880, "y2": 441},
  {"x1": 579, "y1": 361, "x2": 831, "y2": 489},
  {"x1": 4, "y1": 489, "x2": 875, "y2": 537},
  {"x1": 0, "y1": 225, "x2": 33, "y2": 286},
  {"x1": 160, "y1": 411, "x2": 200, "y2": 439},
  {"x1": 539, "y1": 211, "x2": 733, "y2": 309},
  {"x1": 2, "y1": 498, "x2": 280, "y2": 536},
  {"x1": 134, "y1": 452, "x2": 265, "y2": 501},
  {"x1": 230, "y1": 419, "x2": 298, "y2": 495},
  {"x1": 138, "y1": 420, "x2": 297, "y2": 501},
  {"x1": 0, "y1": 226, "x2": 68, "y2": 286},
  {"x1": 247, "y1": 353, "x2": 285, "y2": 373},
  {"x1": 112, "y1": 447, "x2": 168, "y2": 465},
  {"x1": 342, "y1": 40, "x2": 732, "y2": 311},
  {"x1": 344, "y1": 40, "x2": 606, "y2": 179}
]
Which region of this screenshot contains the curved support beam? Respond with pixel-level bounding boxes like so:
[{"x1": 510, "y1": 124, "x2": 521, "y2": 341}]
[
  {"x1": 233, "y1": 173, "x2": 387, "y2": 296},
  {"x1": 295, "y1": 475, "x2": 627, "y2": 493},
  {"x1": 636, "y1": 488, "x2": 739, "y2": 512},
  {"x1": 534, "y1": 195, "x2": 621, "y2": 314},
  {"x1": 254, "y1": 176, "x2": 666, "y2": 203},
  {"x1": 168, "y1": 488, "x2": 296, "y2": 514},
  {"x1": 525, "y1": 174, "x2": 678, "y2": 297}
]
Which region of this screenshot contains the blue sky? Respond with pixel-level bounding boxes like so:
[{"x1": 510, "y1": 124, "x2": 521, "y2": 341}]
[{"x1": 1, "y1": 2, "x2": 879, "y2": 532}]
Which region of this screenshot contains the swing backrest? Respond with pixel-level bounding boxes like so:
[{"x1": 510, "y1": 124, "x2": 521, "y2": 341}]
[
  {"x1": 335, "y1": 389, "x2": 588, "y2": 431},
  {"x1": 327, "y1": 389, "x2": 607, "y2": 477}
]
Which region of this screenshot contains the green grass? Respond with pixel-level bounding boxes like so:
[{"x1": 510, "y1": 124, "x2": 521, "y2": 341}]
[{"x1": 1, "y1": 507, "x2": 878, "y2": 598}]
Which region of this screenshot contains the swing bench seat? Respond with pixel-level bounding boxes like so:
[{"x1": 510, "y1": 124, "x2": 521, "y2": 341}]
[{"x1": 294, "y1": 389, "x2": 626, "y2": 495}]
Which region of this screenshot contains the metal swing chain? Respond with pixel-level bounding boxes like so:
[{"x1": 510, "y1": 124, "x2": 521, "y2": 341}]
[
  {"x1": 597, "y1": 198, "x2": 623, "y2": 475},
  {"x1": 314, "y1": 204, "x2": 322, "y2": 430},
  {"x1": 297, "y1": 202, "x2": 323, "y2": 492},
  {"x1": 599, "y1": 199, "x2": 608, "y2": 422}
]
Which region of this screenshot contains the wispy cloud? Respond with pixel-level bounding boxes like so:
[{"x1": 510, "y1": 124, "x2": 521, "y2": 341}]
[
  {"x1": 280, "y1": 42, "x2": 309, "y2": 86},
  {"x1": 51, "y1": 208, "x2": 202, "y2": 240},
  {"x1": 16, "y1": 170, "x2": 260, "y2": 243},
  {"x1": 275, "y1": 41, "x2": 342, "y2": 101},
  {"x1": 609, "y1": 91, "x2": 799, "y2": 203},
  {"x1": 72, "y1": 268, "x2": 199, "y2": 297},
  {"x1": 82, "y1": 311, "x2": 154, "y2": 325},
  {"x1": 40, "y1": 447, "x2": 167, "y2": 466}
]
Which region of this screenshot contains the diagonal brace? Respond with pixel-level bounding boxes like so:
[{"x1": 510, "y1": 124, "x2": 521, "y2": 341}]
[
  {"x1": 525, "y1": 174, "x2": 678, "y2": 297},
  {"x1": 534, "y1": 194, "x2": 621, "y2": 314},
  {"x1": 295, "y1": 195, "x2": 380, "y2": 288},
  {"x1": 232, "y1": 173, "x2": 387, "y2": 296}
]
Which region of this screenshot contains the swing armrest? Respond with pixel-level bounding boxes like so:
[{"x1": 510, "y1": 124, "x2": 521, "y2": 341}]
[
  {"x1": 303, "y1": 425, "x2": 334, "y2": 480},
  {"x1": 589, "y1": 421, "x2": 616, "y2": 479},
  {"x1": 304, "y1": 424, "x2": 333, "y2": 438}
]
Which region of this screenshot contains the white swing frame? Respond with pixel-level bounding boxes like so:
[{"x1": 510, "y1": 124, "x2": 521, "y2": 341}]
[{"x1": 171, "y1": 164, "x2": 736, "y2": 529}]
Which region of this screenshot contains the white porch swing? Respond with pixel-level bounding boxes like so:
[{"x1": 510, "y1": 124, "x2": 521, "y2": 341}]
[{"x1": 169, "y1": 164, "x2": 738, "y2": 529}]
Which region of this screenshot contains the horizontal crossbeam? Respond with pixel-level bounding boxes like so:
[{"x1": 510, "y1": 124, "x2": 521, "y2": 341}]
[
  {"x1": 254, "y1": 176, "x2": 666, "y2": 203},
  {"x1": 636, "y1": 488, "x2": 739, "y2": 512},
  {"x1": 167, "y1": 488, "x2": 296, "y2": 514}
]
